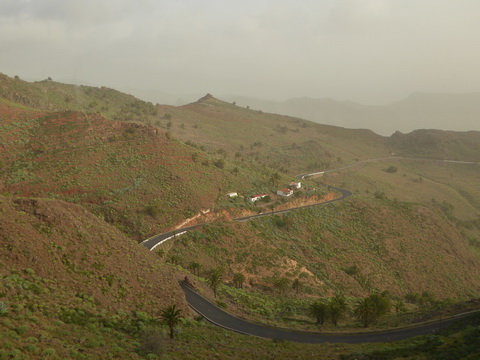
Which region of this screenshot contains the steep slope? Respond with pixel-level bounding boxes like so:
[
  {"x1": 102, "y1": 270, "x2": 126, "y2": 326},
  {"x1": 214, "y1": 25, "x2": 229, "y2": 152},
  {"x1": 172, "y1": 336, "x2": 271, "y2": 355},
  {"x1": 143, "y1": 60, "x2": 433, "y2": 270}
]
[
  {"x1": 0, "y1": 195, "x2": 186, "y2": 359},
  {"x1": 0, "y1": 195, "x2": 186, "y2": 314},
  {"x1": 169, "y1": 197, "x2": 480, "y2": 302},
  {"x1": 0, "y1": 100, "x2": 262, "y2": 240},
  {"x1": 0, "y1": 73, "x2": 158, "y2": 123}
]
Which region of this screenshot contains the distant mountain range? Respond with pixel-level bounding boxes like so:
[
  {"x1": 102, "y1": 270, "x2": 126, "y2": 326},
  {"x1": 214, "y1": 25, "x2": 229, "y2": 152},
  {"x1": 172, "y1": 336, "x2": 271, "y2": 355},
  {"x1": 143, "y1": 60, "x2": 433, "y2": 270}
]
[
  {"x1": 218, "y1": 93, "x2": 480, "y2": 136},
  {"x1": 124, "y1": 88, "x2": 480, "y2": 136}
]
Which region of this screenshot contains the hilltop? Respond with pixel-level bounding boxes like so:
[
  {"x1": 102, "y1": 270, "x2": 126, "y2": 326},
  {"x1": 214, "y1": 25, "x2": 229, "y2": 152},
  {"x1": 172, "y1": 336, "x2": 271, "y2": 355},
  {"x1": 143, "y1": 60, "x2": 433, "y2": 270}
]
[
  {"x1": 155, "y1": 93, "x2": 389, "y2": 174},
  {"x1": 0, "y1": 73, "x2": 158, "y2": 123},
  {"x1": 389, "y1": 129, "x2": 480, "y2": 161}
]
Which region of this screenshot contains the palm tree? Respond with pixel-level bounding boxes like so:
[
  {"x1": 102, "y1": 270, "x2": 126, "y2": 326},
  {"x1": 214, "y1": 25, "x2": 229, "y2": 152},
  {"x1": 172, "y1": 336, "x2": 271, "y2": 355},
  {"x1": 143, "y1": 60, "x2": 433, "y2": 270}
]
[
  {"x1": 354, "y1": 294, "x2": 391, "y2": 327},
  {"x1": 309, "y1": 300, "x2": 328, "y2": 325},
  {"x1": 394, "y1": 299, "x2": 406, "y2": 314},
  {"x1": 160, "y1": 304, "x2": 184, "y2": 339},
  {"x1": 267, "y1": 203, "x2": 275, "y2": 214},
  {"x1": 207, "y1": 267, "x2": 224, "y2": 298},
  {"x1": 329, "y1": 294, "x2": 348, "y2": 326},
  {"x1": 353, "y1": 297, "x2": 376, "y2": 327},
  {"x1": 189, "y1": 262, "x2": 201, "y2": 276},
  {"x1": 369, "y1": 293, "x2": 391, "y2": 318},
  {"x1": 168, "y1": 254, "x2": 181, "y2": 265},
  {"x1": 233, "y1": 273, "x2": 246, "y2": 289}
]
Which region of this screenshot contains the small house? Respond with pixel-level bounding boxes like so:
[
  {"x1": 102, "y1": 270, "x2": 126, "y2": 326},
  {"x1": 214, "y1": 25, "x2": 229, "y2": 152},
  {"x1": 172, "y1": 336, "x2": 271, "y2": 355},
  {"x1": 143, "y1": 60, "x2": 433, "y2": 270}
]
[
  {"x1": 227, "y1": 192, "x2": 238, "y2": 198},
  {"x1": 277, "y1": 188, "x2": 293, "y2": 197},
  {"x1": 249, "y1": 193, "x2": 268, "y2": 203},
  {"x1": 289, "y1": 182, "x2": 301, "y2": 189}
]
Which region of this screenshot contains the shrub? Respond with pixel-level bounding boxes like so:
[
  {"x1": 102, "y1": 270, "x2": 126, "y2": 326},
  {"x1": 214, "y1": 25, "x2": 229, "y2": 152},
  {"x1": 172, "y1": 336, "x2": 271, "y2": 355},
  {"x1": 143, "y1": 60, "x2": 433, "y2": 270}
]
[
  {"x1": 25, "y1": 343, "x2": 38, "y2": 353},
  {"x1": 344, "y1": 265, "x2": 360, "y2": 276},
  {"x1": 216, "y1": 300, "x2": 227, "y2": 309},
  {"x1": 42, "y1": 348, "x2": 57, "y2": 358},
  {"x1": 15, "y1": 325, "x2": 28, "y2": 335},
  {"x1": 385, "y1": 166, "x2": 398, "y2": 173},
  {"x1": 213, "y1": 159, "x2": 225, "y2": 169},
  {"x1": 374, "y1": 191, "x2": 387, "y2": 200},
  {"x1": 0, "y1": 301, "x2": 8, "y2": 316}
]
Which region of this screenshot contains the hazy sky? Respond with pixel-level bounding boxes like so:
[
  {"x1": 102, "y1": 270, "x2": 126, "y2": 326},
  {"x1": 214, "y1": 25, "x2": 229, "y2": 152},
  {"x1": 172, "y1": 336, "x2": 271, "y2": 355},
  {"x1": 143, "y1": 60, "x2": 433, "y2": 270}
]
[{"x1": 1, "y1": 0, "x2": 480, "y2": 104}]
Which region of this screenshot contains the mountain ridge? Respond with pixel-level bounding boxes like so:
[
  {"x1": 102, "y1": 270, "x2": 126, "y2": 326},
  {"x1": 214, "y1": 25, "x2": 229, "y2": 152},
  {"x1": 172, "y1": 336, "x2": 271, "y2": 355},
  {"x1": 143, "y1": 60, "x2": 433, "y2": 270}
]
[{"x1": 220, "y1": 92, "x2": 480, "y2": 136}]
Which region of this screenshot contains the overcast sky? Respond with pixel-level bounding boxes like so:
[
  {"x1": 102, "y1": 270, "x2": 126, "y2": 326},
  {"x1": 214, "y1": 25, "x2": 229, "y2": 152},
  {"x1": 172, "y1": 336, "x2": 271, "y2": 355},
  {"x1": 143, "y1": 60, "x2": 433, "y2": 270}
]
[{"x1": 1, "y1": 0, "x2": 480, "y2": 104}]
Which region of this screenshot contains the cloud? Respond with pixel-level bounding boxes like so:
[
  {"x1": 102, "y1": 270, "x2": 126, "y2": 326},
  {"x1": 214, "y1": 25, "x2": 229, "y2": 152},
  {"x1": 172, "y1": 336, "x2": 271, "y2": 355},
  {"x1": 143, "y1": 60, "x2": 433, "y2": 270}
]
[
  {"x1": 1, "y1": 0, "x2": 480, "y2": 103},
  {"x1": 326, "y1": 0, "x2": 393, "y2": 33}
]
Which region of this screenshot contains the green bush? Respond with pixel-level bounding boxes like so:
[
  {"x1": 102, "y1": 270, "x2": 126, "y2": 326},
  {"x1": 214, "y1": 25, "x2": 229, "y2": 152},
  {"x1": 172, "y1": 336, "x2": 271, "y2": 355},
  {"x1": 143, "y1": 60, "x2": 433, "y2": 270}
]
[
  {"x1": 41, "y1": 347, "x2": 57, "y2": 358},
  {"x1": 0, "y1": 301, "x2": 9, "y2": 316},
  {"x1": 15, "y1": 325, "x2": 28, "y2": 335}
]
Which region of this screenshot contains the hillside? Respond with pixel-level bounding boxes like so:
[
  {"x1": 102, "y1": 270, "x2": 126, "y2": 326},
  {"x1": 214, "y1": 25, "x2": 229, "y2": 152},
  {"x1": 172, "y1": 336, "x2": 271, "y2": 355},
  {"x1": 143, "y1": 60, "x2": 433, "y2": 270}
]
[
  {"x1": 388, "y1": 129, "x2": 480, "y2": 161},
  {"x1": 0, "y1": 98, "x2": 282, "y2": 240},
  {"x1": 0, "y1": 195, "x2": 187, "y2": 359},
  {"x1": 1, "y1": 74, "x2": 480, "y2": 358},
  {"x1": 166, "y1": 194, "x2": 480, "y2": 327},
  {"x1": 153, "y1": 94, "x2": 389, "y2": 174},
  {"x1": 0, "y1": 73, "x2": 158, "y2": 123},
  {"x1": 153, "y1": 94, "x2": 480, "y2": 171}
]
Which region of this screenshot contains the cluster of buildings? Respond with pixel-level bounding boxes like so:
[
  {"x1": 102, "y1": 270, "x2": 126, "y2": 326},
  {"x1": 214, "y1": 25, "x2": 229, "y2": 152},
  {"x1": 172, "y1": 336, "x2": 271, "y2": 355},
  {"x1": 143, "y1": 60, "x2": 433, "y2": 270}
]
[{"x1": 247, "y1": 181, "x2": 302, "y2": 203}]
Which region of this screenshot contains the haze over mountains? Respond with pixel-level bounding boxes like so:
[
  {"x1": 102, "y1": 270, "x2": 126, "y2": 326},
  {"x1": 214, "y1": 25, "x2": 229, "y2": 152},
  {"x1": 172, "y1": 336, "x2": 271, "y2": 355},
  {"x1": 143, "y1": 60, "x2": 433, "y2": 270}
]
[
  {"x1": 121, "y1": 88, "x2": 480, "y2": 136},
  {"x1": 220, "y1": 92, "x2": 480, "y2": 136}
]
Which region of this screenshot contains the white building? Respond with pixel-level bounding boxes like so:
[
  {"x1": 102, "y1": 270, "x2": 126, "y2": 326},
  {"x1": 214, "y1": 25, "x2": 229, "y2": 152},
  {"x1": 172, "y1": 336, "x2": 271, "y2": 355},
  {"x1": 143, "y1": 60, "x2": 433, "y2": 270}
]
[
  {"x1": 277, "y1": 188, "x2": 293, "y2": 197},
  {"x1": 249, "y1": 193, "x2": 268, "y2": 203},
  {"x1": 289, "y1": 182, "x2": 301, "y2": 189}
]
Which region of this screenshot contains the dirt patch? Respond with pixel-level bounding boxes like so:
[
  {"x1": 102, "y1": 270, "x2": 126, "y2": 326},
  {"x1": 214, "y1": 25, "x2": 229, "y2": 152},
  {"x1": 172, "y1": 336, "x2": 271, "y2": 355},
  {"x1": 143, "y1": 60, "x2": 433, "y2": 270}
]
[{"x1": 182, "y1": 192, "x2": 340, "y2": 228}]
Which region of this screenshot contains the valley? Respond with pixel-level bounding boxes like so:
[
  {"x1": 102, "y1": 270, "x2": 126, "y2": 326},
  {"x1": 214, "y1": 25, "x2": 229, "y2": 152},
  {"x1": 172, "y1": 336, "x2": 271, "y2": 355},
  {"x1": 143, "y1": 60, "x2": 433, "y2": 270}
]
[{"x1": 1, "y1": 74, "x2": 480, "y2": 359}]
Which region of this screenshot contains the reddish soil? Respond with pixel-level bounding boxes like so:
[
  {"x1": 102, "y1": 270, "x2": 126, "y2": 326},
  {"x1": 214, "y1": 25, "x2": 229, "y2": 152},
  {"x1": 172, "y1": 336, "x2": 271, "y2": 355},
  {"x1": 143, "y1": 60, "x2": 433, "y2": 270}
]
[{"x1": 0, "y1": 195, "x2": 189, "y2": 315}]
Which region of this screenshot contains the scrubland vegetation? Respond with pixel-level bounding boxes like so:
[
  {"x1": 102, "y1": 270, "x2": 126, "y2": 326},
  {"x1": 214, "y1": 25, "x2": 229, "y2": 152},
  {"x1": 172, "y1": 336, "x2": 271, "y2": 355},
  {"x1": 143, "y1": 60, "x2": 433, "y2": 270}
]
[{"x1": 1, "y1": 74, "x2": 480, "y2": 359}]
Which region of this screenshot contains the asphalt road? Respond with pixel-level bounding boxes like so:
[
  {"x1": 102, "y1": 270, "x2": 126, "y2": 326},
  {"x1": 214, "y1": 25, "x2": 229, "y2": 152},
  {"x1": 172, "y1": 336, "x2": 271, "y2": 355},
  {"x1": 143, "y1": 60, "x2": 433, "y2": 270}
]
[
  {"x1": 142, "y1": 157, "x2": 477, "y2": 250},
  {"x1": 141, "y1": 184, "x2": 351, "y2": 250},
  {"x1": 142, "y1": 159, "x2": 479, "y2": 343},
  {"x1": 181, "y1": 282, "x2": 479, "y2": 344},
  {"x1": 143, "y1": 156, "x2": 478, "y2": 250}
]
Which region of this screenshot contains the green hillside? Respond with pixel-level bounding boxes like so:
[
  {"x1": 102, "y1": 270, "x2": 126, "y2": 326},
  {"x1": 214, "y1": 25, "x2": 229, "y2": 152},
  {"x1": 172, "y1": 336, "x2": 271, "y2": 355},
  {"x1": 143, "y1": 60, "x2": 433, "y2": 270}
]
[
  {"x1": 389, "y1": 129, "x2": 480, "y2": 161},
  {"x1": 153, "y1": 94, "x2": 390, "y2": 174},
  {"x1": 0, "y1": 73, "x2": 157, "y2": 123},
  {"x1": 1, "y1": 74, "x2": 480, "y2": 359},
  {"x1": 0, "y1": 98, "x2": 292, "y2": 240}
]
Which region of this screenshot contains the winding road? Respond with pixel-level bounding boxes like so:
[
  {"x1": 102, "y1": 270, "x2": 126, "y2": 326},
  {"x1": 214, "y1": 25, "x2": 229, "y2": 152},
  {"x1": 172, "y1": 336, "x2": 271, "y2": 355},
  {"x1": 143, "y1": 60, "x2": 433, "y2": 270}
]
[
  {"x1": 140, "y1": 157, "x2": 480, "y2": 343},
  {"x1": 181, "y1": 282, "x2": 479, "y2": 344},
  {"x1": 141, "y1": 185, "x2": 351, "y2": 251}
]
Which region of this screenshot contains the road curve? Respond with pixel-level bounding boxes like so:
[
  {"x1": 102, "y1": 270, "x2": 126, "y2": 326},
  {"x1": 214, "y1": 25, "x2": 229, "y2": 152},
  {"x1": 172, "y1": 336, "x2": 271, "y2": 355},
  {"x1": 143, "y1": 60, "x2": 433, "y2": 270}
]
[
  {"x1": 141, "y1": 184, "x2": 351, "y2": 250},
  {"x1": 143, "y1": 158, "x2": 479, "y2": 343},
  {"x1": 143, "y1": 156, "x2": 478, "y2": 250},
  {"x1": 144, "y1": 156, "x2": 479, "y2": 250},
  {"x1": 181, "y1": 282, "x2": 479, "y2": 344}
]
